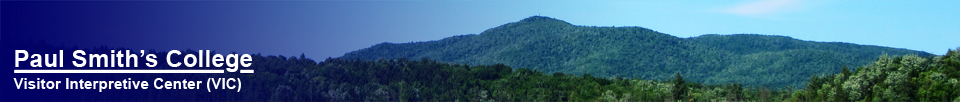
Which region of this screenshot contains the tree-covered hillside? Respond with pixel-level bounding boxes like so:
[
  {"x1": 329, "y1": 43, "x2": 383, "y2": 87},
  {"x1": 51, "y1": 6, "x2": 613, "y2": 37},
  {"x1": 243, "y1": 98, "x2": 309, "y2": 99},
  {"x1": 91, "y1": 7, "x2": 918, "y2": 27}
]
[
  {"x1": 340, "y1": 16, "x2": 931, "y2": 88},
  {"x1": 8, "y1": 41, "x2": 955, "y2": 101},
  {"x1": 784, "y1": 47, "x2": 960, "y2": 101},
  {"x1": 186, "y1": 47, "x2": 960, "y2": 101},
  {"x1": 6, "y1": 41, "x2": 797, "y2": 101},
  {"x1": 156, "y1": 48, "x2": 960, "y2": 101}
]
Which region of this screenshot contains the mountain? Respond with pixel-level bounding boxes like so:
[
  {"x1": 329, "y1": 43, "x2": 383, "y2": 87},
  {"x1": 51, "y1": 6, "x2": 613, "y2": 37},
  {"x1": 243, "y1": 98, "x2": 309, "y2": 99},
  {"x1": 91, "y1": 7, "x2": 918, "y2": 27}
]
[{"x1": 340, "y1": 16, "x2": 932, "y2": 88}]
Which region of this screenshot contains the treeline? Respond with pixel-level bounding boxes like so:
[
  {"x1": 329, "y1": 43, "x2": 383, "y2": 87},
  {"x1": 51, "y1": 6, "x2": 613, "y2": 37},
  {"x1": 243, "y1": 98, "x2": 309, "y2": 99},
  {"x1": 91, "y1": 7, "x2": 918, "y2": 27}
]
[
  {"x1": 256, "y1": 47, "x2": 960, "y2": 101},
  {"x1": 255, "y1": 55, "x2": 793, "y2": 101},
  {"x1": 787, "y1": 48, "x2": 960, "y2": 101},
  {"x1": 7, "y1": 41, "x2": 957, "y2": 101},
  {"x1": 340, "y1": 16, "x2": 933, "y2": 88}
]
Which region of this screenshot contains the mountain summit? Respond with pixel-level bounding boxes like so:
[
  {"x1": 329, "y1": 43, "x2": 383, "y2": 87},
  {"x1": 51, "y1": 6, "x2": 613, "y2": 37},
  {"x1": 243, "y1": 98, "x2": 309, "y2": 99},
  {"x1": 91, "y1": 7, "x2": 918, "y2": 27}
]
[
  {"x1": 340, "y1": 16, "x2": 931, "y2": 88},
  {"x1": 517, "y1": 16, "x2": 571, "y2": 25}
]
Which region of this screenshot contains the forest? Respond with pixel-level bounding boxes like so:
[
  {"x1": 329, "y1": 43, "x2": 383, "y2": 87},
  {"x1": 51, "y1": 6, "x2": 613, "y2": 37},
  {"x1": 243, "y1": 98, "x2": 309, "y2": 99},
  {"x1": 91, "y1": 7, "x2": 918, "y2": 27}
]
[
  {"x1": 340, "y1": 16, "x2": 932, "y2": 88},
  {"x1": 5, "y1": 40, "x2": 958, "y2": 101},
  {"x1": 3, "y1": 16, "x2": 953, "y2": 101},
  {"x1": 255, "y1": 47, "x2": 960, "y2": 101}
]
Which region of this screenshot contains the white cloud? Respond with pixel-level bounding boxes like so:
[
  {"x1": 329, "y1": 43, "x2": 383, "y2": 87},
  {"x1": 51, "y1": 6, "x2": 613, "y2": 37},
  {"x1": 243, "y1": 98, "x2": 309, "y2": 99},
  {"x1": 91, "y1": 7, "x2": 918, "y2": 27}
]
[{"x1": 720, "y1": 0, "x2": 803, "y2": 17}]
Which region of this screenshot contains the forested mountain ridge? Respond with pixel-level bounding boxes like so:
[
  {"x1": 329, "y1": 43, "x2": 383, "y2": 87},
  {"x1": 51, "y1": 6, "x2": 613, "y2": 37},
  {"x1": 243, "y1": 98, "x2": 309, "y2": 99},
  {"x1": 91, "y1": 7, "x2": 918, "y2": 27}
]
[
  {"x1": 340, "y1": 16, "x2": 932, "y2": 88},
  {"x1": 7, "y1": 41, "x2": 956, "y2": 101}
]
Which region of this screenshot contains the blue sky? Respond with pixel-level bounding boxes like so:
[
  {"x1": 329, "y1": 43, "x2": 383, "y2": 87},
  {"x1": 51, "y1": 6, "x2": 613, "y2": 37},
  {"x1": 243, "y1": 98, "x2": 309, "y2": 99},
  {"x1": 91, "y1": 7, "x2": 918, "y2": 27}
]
[{"x1": 7, "y1": 0, "x2": 958, "y2": 60}]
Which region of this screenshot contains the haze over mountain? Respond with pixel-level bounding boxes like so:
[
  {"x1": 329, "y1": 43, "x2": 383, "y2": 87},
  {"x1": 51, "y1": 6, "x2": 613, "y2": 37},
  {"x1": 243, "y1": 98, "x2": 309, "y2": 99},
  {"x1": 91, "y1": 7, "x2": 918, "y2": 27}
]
[{"x1": 340, "y1": 16, "x2": 931, "y2": 88}]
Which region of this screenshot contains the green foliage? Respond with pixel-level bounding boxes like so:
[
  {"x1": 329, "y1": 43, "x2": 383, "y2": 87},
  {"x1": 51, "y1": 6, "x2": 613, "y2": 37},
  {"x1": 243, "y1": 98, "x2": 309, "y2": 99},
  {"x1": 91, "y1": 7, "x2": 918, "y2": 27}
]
[
  {"x1": 341, "y1": 16, "x2": 931, "y2": 88},
  {"x1": 235, "y1": 55, "x2": 795, "y2": 101},
  {"x1": 791, "y1": 48, "x2": 960, "y2": 101},
  {"x1": 18, "y1": 16, "x2": 952, "y2": 101},
  {"x1": 23, "y1": 40, "x2": 956, "y2": 101},
  {"x1": 673, "y1": 73, "x2": 686, "y2": 101}
]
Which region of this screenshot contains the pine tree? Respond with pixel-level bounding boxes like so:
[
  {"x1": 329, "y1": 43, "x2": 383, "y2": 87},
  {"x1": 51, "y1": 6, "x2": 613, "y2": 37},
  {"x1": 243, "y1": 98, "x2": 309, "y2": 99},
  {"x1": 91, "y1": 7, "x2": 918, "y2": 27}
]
[
  {"x1": 673, "y1": 73, "x2": 686, "y2": 101},
  {"x1": 842, "y1": 65, "x2": 852, "y2": 76}
]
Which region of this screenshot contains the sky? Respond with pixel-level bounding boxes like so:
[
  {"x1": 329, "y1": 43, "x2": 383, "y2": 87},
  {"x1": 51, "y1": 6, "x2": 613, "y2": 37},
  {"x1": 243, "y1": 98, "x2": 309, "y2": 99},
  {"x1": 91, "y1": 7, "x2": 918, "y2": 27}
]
[{"x1": 5, "y1": 0, "x2": 959, "y2": 60}]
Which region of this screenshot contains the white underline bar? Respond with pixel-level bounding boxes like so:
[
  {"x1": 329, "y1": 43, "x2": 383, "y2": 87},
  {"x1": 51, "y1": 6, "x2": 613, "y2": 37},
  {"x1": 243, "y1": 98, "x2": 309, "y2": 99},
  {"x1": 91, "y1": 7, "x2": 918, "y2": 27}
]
[
  {"x1": 14, "y1": 69, "x2": 225, "y2": 73},
  {"x1": 239, "y1": 70, "x2": 254, "y2": 73}
]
